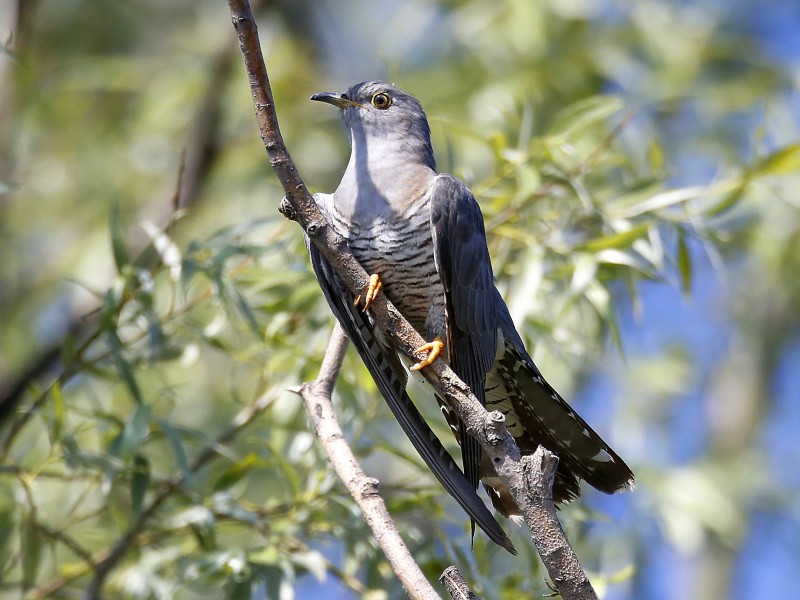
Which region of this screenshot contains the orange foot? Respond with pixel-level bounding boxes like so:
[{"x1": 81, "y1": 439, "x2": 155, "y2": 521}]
[
  {"x1": 353, "y1": 274, "x2": 382, "y2": 311},
  {"x1": 410, "y1": 337, "x2": 444, "y2": 371}
]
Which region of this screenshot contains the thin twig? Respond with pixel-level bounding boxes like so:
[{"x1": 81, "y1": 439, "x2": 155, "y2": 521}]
[
  {"x1": 0, "y1": 35, "x2": 237, "y2": 434},
  {"x1": 81, "y1": 388, "x2": 280, "y2": 599},
  {"x1": 227, "y1": 2, "x2": 600, "y2": 598},
  {"x1": 294, "y1": 324, "x2": 441, "y2": 600}
]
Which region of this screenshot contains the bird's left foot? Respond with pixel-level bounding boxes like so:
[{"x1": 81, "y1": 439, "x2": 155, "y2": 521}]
[
  {"x1": 410, "y1": 337, "x2": 444, "y2": 371},
  {"x1": 354, "y1": 274, "x2": 382, "y2": 311}
]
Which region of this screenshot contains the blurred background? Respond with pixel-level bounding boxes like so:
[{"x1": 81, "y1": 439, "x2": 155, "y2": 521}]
[{"x1": 1, "y1": 0, "x2": 799, "y2": 598}]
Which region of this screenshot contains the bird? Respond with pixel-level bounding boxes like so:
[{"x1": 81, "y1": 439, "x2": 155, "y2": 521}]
[{"x1": 307, "y1": 81, "x2": 634, "y2": 554}]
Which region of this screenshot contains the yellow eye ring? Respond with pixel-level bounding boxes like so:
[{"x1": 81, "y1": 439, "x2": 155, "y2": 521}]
[{"x1": 371, "y1": 92, "x2": 392, "y2": 110}]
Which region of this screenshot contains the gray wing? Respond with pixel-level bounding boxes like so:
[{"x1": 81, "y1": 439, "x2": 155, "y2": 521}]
[
  {"x1": 429, "y1": 174, "x2": 497, "y2": 494},
  {"x1": 306, "y1": 238, "x2": 515, "y2": 554}
]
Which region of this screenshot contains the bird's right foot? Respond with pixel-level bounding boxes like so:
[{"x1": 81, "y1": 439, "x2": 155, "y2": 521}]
[{"x1": 353, "y1": 274, "x2": 382, "y2": 311}]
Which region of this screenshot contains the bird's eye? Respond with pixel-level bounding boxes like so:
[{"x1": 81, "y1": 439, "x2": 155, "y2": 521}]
[{"x1": 371, "y1": 93, "x2": 392, "y2": 110}]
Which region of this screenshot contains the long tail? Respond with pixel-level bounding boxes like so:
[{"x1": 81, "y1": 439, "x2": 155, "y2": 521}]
[{"x1": 308, "y1": 242, "x2": 517, "y2": 553}]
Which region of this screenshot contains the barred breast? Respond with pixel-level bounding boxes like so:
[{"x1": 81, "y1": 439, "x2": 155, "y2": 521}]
[{"x1": 321, "y1": 192, "x2": 444, "y2": 339}]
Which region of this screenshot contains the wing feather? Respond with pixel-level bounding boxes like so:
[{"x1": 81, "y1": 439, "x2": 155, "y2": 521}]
[
  {"x1": 429, "y1": 174, "x2": 496, "y2": 495},
  {"x1": 306, "y1": 238, "x2": 516, "y2": 554}
]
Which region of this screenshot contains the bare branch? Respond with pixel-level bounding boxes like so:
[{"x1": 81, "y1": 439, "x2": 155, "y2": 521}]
[
  {"x1": 521, "y1": 448, "x2": 597, "y2": 600},
  {"x1": 226, "y1": 1, "x2": 600, "y2": 598},
  {"x1": 294, "y1": 324, "x2": 442, "y2": 600},
  {"x1": 440, "y1": 566, "x2": 480, "y2": 600}
]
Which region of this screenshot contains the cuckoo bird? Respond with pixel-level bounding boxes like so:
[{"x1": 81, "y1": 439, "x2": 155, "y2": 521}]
[{"x1": 307, "y1": 81, "x2": 634, "y2": 554}]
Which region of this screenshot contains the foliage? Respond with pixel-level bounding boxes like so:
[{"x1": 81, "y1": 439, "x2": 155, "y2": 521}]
[{"x1": 1, "y1": 0, "x2": 798, "y2": 599}]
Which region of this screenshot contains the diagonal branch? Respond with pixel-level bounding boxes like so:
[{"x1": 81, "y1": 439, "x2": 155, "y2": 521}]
[
  {"x1": 293, "y1": 324, "x2": 442, "y2": 600},
  {"x1": 226, "y1": 2, "x2": 597, "y2": 598}
]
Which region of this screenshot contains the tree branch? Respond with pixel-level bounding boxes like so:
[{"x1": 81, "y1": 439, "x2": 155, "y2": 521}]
[
  {"x1": 226, "y1": 2, "x2": 599, "y2": 598},
  {"x1": 293, "y1": 324, "x2": 442, "y2": 600},
  {"x1": 440, "y1": 566, "x2": 480, "y2": 600},
  {"x1": 0, "y1": 36, "x2": 237, "y2": 434},
  {"x1": 81, "y1": 385, "x2": 281, "y2": 599}
]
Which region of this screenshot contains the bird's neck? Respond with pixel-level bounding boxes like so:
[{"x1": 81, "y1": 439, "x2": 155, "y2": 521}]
[{"x1": 334, "y1": 131, "x2": 436, "y2": 223}]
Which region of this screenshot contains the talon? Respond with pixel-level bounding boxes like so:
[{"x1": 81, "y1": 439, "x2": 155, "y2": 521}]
[
  {"x1": 356, "y1": 274, "x2": 382, "y2": 311},
  {"x1": 410, "y1": 337, "x2": 444, "y2": 371}
]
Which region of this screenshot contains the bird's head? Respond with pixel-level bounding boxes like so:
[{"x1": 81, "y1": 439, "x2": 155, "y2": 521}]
[{"x1": 311, "y1": 81, "x2": 435, "y2": 170}]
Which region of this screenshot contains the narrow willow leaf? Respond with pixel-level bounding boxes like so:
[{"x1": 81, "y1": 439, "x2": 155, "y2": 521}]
[
  {"x1": 142, "y1": 221, "x2": 182, "y2": 281},
  {"x1": 677, "y1": 231, "x2": 692, "y2": 295},
  {"x1": 225, "y1": 280, "x2": 261, "y2": 336},
  {"x1": 119, "y1": 404, "x2": 152, "y2": 460},
  {"x1": 580, "y1": 224, "x2": 650, "y2": 251},
  {"x1": 130, "y1": 454, "x2": 150, "y2": 518},
  {"x1": 51, "y1": 381, "x2": 66, "y2": 442},
  {"x1": 105, "y1": 328, "x2": 143, "y2": 404},
  {"x1": 612, "y1": 179, "x2": 742, "y2": 219},
  {"x1": 750, "y1": 144, "x2": 800, "y2": 177},
  {"x1": 547, "y1": 95, "x2": 624, "y2": 137},
  {"x1": 291, "y1": 550, "x2": 327, "y2": 582},
  {"x1": 570, "y1": 254, "x2": 598, "y2": 295},
  {"x1": 0, "y1": 505, "x2": 15, "y2": 572},
  {"x1": 160, "y1": 420, "x2": 190, "y2": 477},
  {"x1": 21, "y1": 520, "x2": 42, "y2": 586},
  {"x1": 212, "y1": 453, "x2": 259, "y2": 492},
  {"x1": 109, "y1": 202, "x2": 130, "y2": 274}
]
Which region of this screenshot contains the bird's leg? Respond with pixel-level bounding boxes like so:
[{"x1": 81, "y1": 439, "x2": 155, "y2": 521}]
[
  {"x1": 353, "y1": 274, "x2": 383, "y2": 311},
  {"x1": 410, "y1": 337, "x2": 444, "y2": 371}
]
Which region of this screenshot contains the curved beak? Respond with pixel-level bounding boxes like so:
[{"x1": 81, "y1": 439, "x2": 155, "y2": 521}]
[{"x1": 310, "y1": 91, "x2": 363, "y2": 109}]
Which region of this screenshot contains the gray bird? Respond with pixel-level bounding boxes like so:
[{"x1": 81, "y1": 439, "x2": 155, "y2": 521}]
[{"x1": 308, "y1": 81, "x2": 634, "y2": 554}]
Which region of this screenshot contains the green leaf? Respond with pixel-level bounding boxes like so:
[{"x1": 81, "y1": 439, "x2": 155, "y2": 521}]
[
  {"x1": 212, "y1": 453, "x2": 259, "y2": 492},
  {"x1": 611, "y1": 179, "x2": 743, "y2": 219},
  {"x1": 547, "y1": 95, "x2": 624, "y2": 137},
  {"x1": 160, "y1": 420, "x2": 190, "y2": 476},
  {"x1": 249, "y1": 546, "x2": 281, "y2": 566},
  {"x1": 0, "y1": 503, "x2": 15, "y2": 572},
  {"x1": 51, "y1": 381, "x2": 66, "y2": 442},
  {"x1": 750, "y1": 144, "x2": 800, "y2": 177},
  {"x1": 109, "y1": 202, "x2": 130, "y2": 274},
  {"x1": 130, "y1": 454, "x2": 150, "y2": 518},
  {"x1": 580, "y1": 224, "x2": 650, "y2": 251},
  {"x1": 105, "y1": 326, "x2": 143, "y2": 404},
  {"x1": 21, "y1": 520, "x2": 43, "y2": 587},
  {"x1": 222, "y1": 279, "x2": 261, "y2": 336},
  {"x1": 677, "y1": 231, "x2": 692, "y2": 295},
  {"x1": 118, "y1": 404, "x2": 152, "y2": 460}
]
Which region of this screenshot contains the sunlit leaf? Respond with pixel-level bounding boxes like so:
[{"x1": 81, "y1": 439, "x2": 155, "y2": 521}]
[
  {"x1": 750, "y1": 144, "x2": 800, "y2": 177},
  {"x1": 580, "y1": 224, "x2": 650, "y2": 251},
  {"x1": 291, "y1": 550, "x2": 328, "y2": 582},
  {"x1": 547, "y1": 95, "x2": 625, "y2": 137}
]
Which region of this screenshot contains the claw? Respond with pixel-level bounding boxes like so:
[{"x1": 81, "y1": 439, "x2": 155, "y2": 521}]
[
  {"x1": 354, "y1": 274, "x2": 382, "y2": 311},
  {"x1": 410, "y1": 337, "x2": 444, "y2": 371}
]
